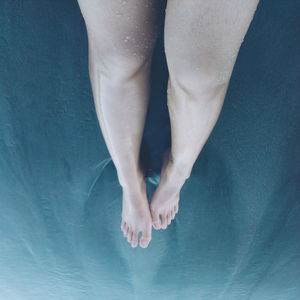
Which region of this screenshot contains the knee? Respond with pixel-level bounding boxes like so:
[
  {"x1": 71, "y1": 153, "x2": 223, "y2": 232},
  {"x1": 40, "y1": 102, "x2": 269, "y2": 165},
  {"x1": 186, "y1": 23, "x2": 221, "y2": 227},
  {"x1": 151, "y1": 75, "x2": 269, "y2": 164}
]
[
  {"x1": 113, "y1": 56, "x2": 151, "y2": 83},
  {"x1": 169, "y1": 69, "x2": 230, "y2": 99},
  {"x1": 165, "y1": 52, "x2": 234, "y2": 99},
  {"x1": 92, "y1": 53, "x2": 152, "y2": 84}
]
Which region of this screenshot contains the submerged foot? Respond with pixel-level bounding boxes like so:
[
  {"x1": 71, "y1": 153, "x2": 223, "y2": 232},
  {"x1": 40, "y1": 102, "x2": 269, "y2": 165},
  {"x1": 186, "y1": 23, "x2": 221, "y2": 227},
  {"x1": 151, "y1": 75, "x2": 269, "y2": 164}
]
[
  {"x1": 120, "y1": 175, "x2": 152, "y2": 248},
  {"x1": 150, "y1": 149, "x2": 189, "y2": 230}
]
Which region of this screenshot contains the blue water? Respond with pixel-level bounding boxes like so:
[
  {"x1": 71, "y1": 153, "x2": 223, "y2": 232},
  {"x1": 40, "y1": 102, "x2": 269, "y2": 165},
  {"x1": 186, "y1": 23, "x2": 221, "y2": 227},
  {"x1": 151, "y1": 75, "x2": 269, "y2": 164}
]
[{"x1": 0, "y1": 1, "x2": 299, "y2": 299}]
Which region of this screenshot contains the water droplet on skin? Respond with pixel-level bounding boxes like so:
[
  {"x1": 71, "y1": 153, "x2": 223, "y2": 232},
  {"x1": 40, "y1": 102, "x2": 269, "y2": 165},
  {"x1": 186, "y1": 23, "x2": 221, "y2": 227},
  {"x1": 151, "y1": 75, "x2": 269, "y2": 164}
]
[{"x1": 124, "y1": 36, "x2": 131, "y2": 43}]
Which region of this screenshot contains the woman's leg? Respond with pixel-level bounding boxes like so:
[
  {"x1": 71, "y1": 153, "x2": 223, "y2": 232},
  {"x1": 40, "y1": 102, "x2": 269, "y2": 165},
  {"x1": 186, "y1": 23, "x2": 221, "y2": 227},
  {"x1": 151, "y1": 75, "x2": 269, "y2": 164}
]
[
  {"x1": 150, "y1": 0, "x2": 260, "y2": 230},
  {"x1": 77, "y1": 0, "x2": 163, "y2": 247}
]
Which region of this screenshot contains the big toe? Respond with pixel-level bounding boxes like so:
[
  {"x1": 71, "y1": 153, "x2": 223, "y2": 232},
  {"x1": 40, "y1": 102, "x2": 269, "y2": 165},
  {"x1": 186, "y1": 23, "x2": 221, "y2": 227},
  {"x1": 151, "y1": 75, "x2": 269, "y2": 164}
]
[
  {"x1": 139, "y1": 228, "x2": 151, "y2": 248},
  {"x1": 151, "y1": 210, "x2": 162, "y2": 230},
  {"x1": 161, "y1": 214, "x2": 168, "y2": 229}
]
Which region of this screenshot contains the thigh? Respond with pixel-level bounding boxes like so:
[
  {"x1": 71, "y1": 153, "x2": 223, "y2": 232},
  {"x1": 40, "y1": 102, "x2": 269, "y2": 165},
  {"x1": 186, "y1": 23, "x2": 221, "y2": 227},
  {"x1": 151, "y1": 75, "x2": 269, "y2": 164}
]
[
  {"x1": 77, "y1": 0, "x2": 164, "y2": 69},
  {"x1": 164, "y1": 0, "x2": 260, "y2": 85}
]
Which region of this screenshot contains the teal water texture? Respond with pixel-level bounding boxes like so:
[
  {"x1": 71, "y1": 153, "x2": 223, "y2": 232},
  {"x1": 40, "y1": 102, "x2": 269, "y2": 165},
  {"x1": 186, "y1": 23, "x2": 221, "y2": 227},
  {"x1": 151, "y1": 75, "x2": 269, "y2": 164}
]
[{"x1": 0, "y1": 0, "x2": 299, "y2": 299}]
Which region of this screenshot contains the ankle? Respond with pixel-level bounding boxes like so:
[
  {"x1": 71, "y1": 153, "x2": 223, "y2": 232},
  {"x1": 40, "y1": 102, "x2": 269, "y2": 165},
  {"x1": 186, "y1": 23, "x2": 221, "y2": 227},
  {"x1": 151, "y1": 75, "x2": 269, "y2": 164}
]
[
  {"x1": 164, "y1": 158, "x2": 192, "y2": 183},
  {"x1": 118, "y1": 168, "x2": 145, "y2": 190}
]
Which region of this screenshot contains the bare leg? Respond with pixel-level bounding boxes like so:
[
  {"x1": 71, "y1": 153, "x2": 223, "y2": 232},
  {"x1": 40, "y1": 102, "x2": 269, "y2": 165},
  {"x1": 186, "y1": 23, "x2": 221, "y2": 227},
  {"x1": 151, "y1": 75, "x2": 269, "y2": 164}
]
[
  {"x1": 77, "y1": 0, "x2": 162, "y2": 247},
  {"x1": 150, "y1": 0, "x2": 260, "y2": 230}
]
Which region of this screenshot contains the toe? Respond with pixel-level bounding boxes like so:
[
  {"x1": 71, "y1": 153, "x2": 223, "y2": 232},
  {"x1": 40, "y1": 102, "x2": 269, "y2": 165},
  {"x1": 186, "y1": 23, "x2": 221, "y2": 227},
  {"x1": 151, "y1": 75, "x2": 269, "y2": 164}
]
[
  {"x1": 124, "y1": 225, "x2": 129, "y2": 237},
  {"x1": 139, "y1": 227, "x2": 151, "y2": 248},
  {"x1": 127, "y1": 230, "x2": 133, "y2": 243},
  {"x1": 153, "y1": 223, "x2": 160, "y2": 230},
  {"x1": 170, "y1": 210, "x2": 175, "y2": 220},
  {"x1": 161, "y1": 214, "x2": 167, "y2": 229},
  {"x1": 151, "y1": 211, "x2": 162, "y2": 230},
  {"x1": 166, "y1": 213, "x2": 171, "y2": 225},
  {"x1": 121, "y1": 220, "x2": 126, "y2": 232},
  {"x1": 131, "y1": 232, "x2": 138, "y2": 248},
  {"x1": 175, "y1": 204, "x2": 179, "y2": 214}
]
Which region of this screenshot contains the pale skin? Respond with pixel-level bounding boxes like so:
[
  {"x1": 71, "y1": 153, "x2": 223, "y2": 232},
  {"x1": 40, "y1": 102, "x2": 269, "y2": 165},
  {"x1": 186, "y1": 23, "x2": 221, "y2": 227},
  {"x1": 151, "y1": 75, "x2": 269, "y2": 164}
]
[{"x1": 77, "y1": 0, "x2": 260, "y2": 248}]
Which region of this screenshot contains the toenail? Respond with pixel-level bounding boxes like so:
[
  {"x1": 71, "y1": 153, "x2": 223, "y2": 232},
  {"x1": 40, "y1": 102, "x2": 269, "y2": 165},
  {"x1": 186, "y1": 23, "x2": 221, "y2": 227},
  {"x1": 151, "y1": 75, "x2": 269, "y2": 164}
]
[{"x1": 140, "y1": 241, "x2": 149, "y2": 248}]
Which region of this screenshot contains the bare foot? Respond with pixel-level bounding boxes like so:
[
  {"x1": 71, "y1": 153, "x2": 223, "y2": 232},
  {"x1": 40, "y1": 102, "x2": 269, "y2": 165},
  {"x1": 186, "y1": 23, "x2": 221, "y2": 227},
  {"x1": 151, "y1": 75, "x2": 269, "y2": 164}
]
[
  {"x1": 150, "y1": 149, "x2": 189, "y2": 230},
  {"x1": 120, "y1": 175, "x2": 152, "y2": 248}
]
